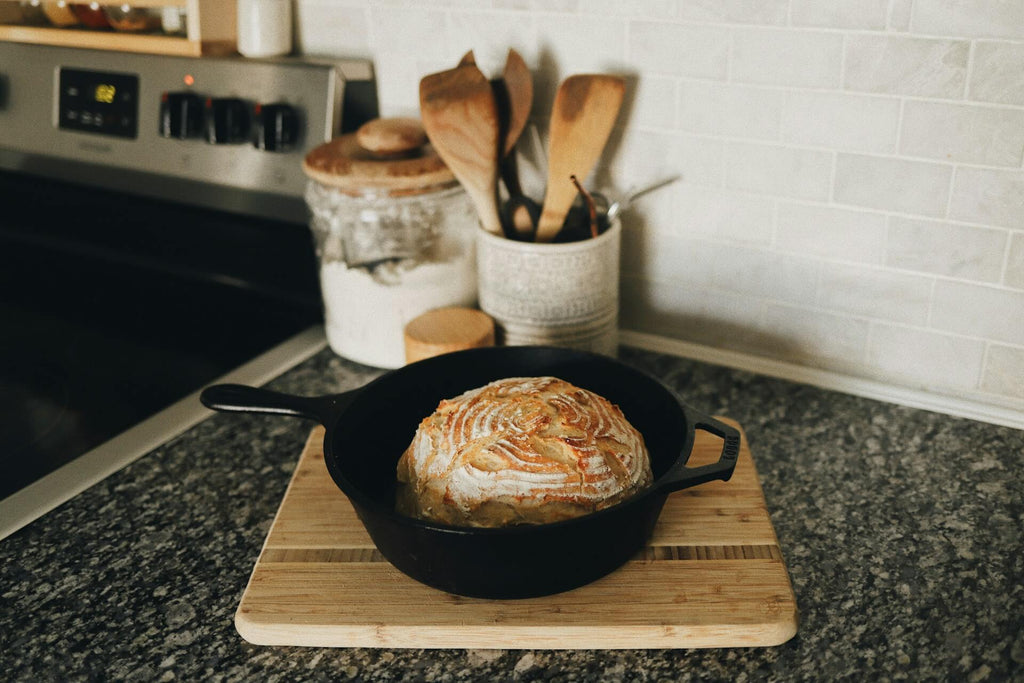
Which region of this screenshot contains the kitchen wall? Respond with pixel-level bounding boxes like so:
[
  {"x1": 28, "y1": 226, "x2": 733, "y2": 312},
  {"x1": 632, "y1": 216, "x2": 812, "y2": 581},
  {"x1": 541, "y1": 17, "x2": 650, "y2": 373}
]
[{"x1": 293, "y1": 0, "x2": 1024, "y2": 419}]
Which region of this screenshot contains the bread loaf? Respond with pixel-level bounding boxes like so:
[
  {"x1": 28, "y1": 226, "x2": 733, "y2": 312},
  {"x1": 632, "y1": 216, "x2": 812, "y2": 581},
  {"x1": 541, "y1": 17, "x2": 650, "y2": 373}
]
[{"x1": 396, "y1": 377, "x2": 652, "y2": 527}]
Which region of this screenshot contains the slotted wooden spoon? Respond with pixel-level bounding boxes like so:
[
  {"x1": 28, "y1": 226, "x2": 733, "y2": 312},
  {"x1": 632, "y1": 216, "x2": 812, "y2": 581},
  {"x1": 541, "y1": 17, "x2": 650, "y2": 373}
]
[
  {"x1": 497, "y1": 48, "x2": 534, "y2": 237},
  {"x1": 419, "y1": 64, "x2": 503, "y2": 236},
  {"x1": 535, "y1": 74, "x2": 625, "y2": 242}
]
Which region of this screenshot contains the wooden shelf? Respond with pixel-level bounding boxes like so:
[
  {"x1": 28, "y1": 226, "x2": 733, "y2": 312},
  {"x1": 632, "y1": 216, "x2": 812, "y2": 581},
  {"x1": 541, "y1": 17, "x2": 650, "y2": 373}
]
[{"x1": 0, "y1": 0, "x2": 235, "y2": 57}]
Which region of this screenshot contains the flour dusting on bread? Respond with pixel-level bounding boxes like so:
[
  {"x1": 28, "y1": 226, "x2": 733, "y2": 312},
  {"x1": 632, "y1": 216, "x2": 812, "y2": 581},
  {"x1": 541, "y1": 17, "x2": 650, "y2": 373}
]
[{"x1": 396, "y1": 377, "x2": 652, "y2": 527}]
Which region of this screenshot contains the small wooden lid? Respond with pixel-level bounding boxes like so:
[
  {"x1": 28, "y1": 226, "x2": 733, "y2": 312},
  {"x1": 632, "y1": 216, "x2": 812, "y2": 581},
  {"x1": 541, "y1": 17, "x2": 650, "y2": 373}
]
[
  {"x1": 303, "y1": 117, "x2": 456, "y2": 196},
  {"x1": 355, "y1": 117, "x2": 428, "y2": 155},
  {"x1": 404, "y1": 307, "x2": 495, "y2": 364}
]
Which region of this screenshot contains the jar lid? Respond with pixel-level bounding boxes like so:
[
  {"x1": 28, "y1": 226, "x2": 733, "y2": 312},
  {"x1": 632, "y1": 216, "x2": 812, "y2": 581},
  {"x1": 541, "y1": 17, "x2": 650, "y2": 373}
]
[
  {"x1": 404, "y1": 307, "x2": 495, "y2": 364},
  {"x1": 303, "y1": 117, "x2": 457, "y2": 196}
]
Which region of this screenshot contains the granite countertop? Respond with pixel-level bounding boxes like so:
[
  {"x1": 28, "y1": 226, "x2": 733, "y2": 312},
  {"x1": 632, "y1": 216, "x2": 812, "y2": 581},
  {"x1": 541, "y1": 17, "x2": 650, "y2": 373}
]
[{"x1": 2, "y1": 346, "x2": 1022, "y2": 681}]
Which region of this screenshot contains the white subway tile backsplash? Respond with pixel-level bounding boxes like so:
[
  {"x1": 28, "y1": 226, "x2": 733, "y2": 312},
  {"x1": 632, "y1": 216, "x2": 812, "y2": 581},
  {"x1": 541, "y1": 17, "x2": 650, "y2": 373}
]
[
  {"x1": 620, "y1": 277, "x2": 769, "y2": 353},
  {"x1": 791, "y1": 0, "x2": 889, "y2": 30},
  {"x1": 293, "y1": 0, "x2": 1024, "y2": 409},
  {"x1": 677, "y1": 82, "x2": 782, "y2": 140},
  {"x1": 630, "y1": 76, "x2": 677, "y2": 130},
  {"x1": 844, "y1": 35, "x2": 968, "y2": 98},
  {"x1": 931, "y1": 281, "x2": 1024, "y2": 345},
  {"x1": 731, "y1": 29, "x2": 844, "y2": 89},
  {"x1": 981, "y1": 345, "x2": 1024, "y2": 399},
  {"x1": 949, "y1": 168, "x2": 1024, "y2": 230},
  {"x1": 623, "y1": 230, "x2": 707, "y2": 284},
  {"x1": 675, "y1": 186, "x2": 776, "y2": 245},
  {"x1": 762, "y1": 304, "x2": 871, "y2": 370},
  {"x1": 888, "y1": 0, "x2": 914, "y2": 31},
  {"x1": 1007, "y1": 233, "x2": 1024, "y2": 290},
  {"x1": 886, "y1": 217, "x2": 1007, "y2": 282},
  {"x1": 619, "y1": 193, "x2": 679, "y2": 275},
  {"x1": 776, "y1": 202, "x2": 887, "y2": 264},
  {"x1": 369, "y1": 7, "x2": 448, "y2": 62},
  {"x1": 381, "y1": 51, "x2": 441, "y2": 114},
  {"x1": 492, "y1": 0, "x2": 578, "y2": 11},
  {"x1": 969, "y1": 41, "x2": 1024, "y2": 106},
  {"x1": 536, "y1": 13, "x2": 627, "y2": 74},
  {"x1": 628, "y1": 233, "x2": 819, "y2": 306},
  {"x1": 613, "y1": 129, "x2": 724, "y2": 190},
  {"x1": 867, "y1": 324, "x2": 985, "y2": 391},
  {"x1": 586, "y1": 0, "x2": 677, "y2": 20},
  {"x1": 781, "y1": 92, "x2": 900, "y2": 154},
  {"x1": 445, "y1": 12, "x2": 537, "y2": 77},
  {"x1": 293, "y1": 2, "x2": 369, "y2": 56},
  {"x1": 900, "y1": 101, "x2": 1024, "y2": 167},
  {"x1": 627, "y1": 22, "x2": 730, "y2": 79},
  {"x1": 817, "y1": 263, "x2": 933, "y2": 325},
  {"x1": 834, "y1": 154, "x2": 952, "y2": 217},
  {"x1": 911, "y1": 0, "x2": 1024, "y2": 40},
  {"x1": 712, "y1": 247, "x2": 821, "y2": 306},
  {"x1": 725, "y1": 142, "x2": 832, "y2": 201},
  {"x1": 675, "y1": 0, "x2": 788, "y2": 25},
  {"x1": 365, "y1": 7, "x2": 451, "y2": 114}
]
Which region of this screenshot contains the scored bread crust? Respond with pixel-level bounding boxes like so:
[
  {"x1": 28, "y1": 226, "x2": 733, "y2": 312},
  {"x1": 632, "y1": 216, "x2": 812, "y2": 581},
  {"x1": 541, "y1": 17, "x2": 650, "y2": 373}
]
[{"x1": 396, "y1": 377, "x2": 652, "y2": 527}]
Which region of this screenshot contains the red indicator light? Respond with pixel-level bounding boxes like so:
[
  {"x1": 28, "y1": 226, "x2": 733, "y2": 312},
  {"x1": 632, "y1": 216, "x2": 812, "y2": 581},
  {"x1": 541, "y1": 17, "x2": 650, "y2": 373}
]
[{"x1": 183, "y1": 74, "x2": 195, "y2": 87}]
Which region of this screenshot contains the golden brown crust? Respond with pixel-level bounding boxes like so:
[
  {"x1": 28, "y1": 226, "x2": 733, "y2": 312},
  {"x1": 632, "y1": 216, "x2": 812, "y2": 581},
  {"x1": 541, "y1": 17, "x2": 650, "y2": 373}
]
[{"x1": 396, "y1": 377, "x2": 652, "y2": 527}]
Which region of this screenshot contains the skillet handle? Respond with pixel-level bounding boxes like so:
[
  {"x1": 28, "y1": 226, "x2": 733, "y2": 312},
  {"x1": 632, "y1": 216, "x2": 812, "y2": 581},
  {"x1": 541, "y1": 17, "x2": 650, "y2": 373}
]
[
  {"x1": 659, "y1": 408, "x2": 742, "y2": 493},
  {"x1": 199, "y1": 383, "x2": 358, "y2": 426}
]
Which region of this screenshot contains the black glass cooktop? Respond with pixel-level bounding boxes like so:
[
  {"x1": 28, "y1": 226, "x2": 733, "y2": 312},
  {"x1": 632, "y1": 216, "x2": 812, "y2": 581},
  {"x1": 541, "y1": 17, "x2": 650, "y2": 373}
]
[{"x1": 0, "y1": 169, "x2": 322, "y2": 501}]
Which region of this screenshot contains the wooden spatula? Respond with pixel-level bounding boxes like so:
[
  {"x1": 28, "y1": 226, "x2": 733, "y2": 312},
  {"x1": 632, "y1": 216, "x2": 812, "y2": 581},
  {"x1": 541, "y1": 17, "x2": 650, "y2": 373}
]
[
  {"x1": 420, "y1": 64, "x2": 503, "y2": 236},
  {"x1": 534, "y1": 74, "x2": 625, "y2": 242},
  {"x1": 501, "y1": 49, "x2": 532, "y2": 161}
]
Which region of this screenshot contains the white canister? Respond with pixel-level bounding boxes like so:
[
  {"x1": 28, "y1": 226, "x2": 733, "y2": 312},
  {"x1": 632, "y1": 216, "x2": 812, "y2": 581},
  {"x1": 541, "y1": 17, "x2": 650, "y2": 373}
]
[
  {"x1": 237, "y1": 0, "x2": 292, "y2": 58},
  {"x1": 303, "y1": 119, "x2": 478, "y2": 369},
  {"x1": 476, "y1": 218, "x2": 621, "y2": 356}
]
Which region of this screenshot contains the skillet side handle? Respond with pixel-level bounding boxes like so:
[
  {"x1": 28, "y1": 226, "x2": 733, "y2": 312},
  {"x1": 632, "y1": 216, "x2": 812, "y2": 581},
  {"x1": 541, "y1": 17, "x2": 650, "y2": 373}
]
[
  {"x1": 199, "y1": 383, "x2": 357, "y2": 426},
  {"x1": 660, "y1": 410, "x2": 742, "y2": 493}
]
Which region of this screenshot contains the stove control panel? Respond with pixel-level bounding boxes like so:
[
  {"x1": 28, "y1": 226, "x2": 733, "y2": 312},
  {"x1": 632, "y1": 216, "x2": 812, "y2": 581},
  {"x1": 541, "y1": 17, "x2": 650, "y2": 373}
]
[
  {"x1": 0, "y1": 43, "x2": 376, "y2": 213},
  {"x1": 58, "y1": 68, "x2": 140, "y2": 139}
]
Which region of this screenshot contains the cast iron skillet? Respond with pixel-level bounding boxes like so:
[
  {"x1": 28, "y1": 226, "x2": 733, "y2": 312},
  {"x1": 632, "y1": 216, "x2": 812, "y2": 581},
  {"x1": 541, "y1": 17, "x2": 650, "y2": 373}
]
[{"x1": 200, "y1": 346, "x2": 741, "y2": 599}]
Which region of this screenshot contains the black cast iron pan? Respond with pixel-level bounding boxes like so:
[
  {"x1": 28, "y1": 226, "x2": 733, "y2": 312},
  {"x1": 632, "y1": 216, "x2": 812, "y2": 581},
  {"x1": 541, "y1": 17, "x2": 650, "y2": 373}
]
[{"x1": 200, "y1": 346, "x2": 741, "y2": 599}]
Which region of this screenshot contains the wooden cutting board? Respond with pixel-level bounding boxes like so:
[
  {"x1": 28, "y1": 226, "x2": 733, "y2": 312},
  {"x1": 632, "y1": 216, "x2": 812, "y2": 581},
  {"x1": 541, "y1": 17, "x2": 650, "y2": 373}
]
[{"x1": 235, "y1": 419, "x2": 798, "y2": 649}]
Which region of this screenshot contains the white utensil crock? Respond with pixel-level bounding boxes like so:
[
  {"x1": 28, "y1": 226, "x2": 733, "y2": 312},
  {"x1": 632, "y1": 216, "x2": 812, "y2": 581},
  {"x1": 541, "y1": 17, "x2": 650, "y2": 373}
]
[{"x1": 476, "y1": 218, "x2": 620, "y2": 355}]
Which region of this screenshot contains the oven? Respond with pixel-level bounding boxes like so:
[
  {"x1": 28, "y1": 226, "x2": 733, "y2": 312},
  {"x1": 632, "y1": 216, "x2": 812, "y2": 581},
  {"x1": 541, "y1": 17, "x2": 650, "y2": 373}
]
[{"x1": 0, "y1": 43, "x2": 376, "y2": 538}]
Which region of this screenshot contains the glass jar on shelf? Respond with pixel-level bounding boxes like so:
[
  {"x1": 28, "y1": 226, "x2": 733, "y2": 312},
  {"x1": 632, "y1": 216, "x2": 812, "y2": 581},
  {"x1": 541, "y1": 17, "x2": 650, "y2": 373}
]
[{"x1": 302, "y1": 118, "x2": 479, "y2": 369}]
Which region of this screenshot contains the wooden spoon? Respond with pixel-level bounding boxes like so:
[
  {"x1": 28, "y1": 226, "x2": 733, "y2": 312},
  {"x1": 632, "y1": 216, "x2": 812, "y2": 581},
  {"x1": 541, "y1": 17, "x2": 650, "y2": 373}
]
[
  {"x1": 419, "y1": 64, "x2": 503, "y2": 236},
  {"x1": 534, "y1": 74, "x2": 625, "y2": 242}
]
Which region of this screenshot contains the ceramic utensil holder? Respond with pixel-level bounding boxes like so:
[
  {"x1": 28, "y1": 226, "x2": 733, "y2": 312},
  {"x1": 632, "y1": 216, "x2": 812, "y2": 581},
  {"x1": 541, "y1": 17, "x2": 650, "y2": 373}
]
[{"x1": 476, "y1": 218, "x2": 620, "y2": 355}]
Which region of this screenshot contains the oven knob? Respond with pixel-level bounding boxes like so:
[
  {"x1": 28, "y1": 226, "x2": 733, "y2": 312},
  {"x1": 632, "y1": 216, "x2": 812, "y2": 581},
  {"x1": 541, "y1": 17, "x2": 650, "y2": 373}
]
[
  {"x1": 205, "y1": 97, "x2": 251, "y2": 144},
  {"x1": 253, "y1": 103, "x2": 299, "y2": 152},
  {"x1": 159, "y1": 92, "x2": 203, "y2": 139}
]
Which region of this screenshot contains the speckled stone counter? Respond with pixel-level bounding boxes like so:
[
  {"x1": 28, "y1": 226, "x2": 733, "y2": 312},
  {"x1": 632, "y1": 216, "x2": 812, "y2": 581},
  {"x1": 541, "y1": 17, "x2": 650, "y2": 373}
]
[{"x1": 2, "y1": 346, "x2": 1022, "y2": 682}]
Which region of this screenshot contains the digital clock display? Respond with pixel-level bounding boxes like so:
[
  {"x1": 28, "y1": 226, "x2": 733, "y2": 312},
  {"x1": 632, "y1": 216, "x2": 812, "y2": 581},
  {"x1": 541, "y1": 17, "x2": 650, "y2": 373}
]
[
  {"x1": 94, "y1": 84, "x2": 116, "y2": 104},
  {"x1": 58, "y1": 67, "x2": 139, "y2": 139}
]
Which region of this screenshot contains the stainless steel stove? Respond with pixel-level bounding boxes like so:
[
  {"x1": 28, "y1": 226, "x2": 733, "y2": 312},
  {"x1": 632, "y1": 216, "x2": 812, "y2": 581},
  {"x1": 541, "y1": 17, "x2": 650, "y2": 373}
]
[{"x1": 0, "y1": 43, "x2": 376, "y2": 538}]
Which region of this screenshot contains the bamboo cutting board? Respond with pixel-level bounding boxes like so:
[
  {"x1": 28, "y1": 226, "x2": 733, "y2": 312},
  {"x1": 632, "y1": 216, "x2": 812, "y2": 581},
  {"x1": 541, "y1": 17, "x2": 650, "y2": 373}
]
[{"x1": 235, "y1": 419, "x2": 798, "y2": 649}]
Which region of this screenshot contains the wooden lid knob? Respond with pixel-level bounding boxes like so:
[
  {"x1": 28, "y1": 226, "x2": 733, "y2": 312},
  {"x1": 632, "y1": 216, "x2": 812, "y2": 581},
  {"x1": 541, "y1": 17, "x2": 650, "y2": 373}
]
[
  {"x1": 356, "y1": 117, "x2": 428, "y2": 155},
  {"x1": 404, "y1": 307, "x2": 495, "y2": 364}
]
